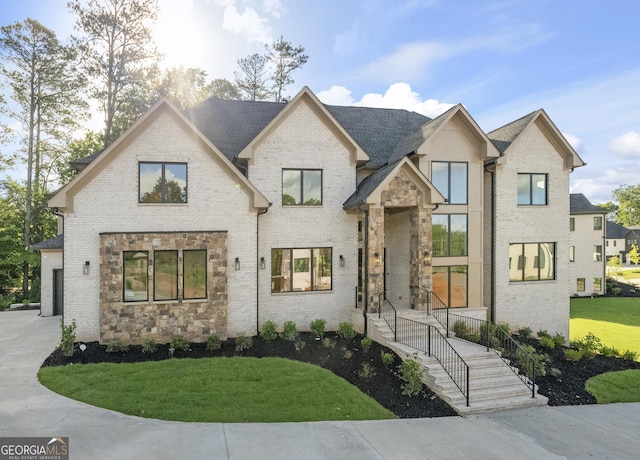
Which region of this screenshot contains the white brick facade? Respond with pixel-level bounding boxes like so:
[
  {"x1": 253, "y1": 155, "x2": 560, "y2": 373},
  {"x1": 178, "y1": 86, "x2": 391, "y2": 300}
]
[
  {"x1": 569, "y1": 214, "x2": 606, "y2": 296},
  {"x1": 38, "y1": 249, "x2": 62, "y2": 317}
]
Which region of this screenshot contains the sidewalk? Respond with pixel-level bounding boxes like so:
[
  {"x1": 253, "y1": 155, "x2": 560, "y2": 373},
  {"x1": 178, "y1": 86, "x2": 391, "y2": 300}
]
[{"x1": 1, "y1": 310, "x2": 639, "y2": 459}]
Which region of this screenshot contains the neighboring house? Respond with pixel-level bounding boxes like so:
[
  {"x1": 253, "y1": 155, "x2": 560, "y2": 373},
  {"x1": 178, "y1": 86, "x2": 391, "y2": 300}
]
[
  {"x1": 37, "y1": 87, "x2": 584, "y2": 344},
  {"x1": 605, "y1": 221, "x2": 640, "y2": 263},
  {"x1": 569, "y1": 193, "x2": 606, "y2": 296}
]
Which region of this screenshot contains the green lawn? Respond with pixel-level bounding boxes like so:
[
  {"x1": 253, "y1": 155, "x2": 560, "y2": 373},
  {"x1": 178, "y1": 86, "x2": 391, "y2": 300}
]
[
  {"x1": 570, "y1": 297, "x2": 640, "y2": 359},
  {"x1": 585, "y1": 370, "x2": 640, "y2": 403},
  {"x1": 38, "y1": 357, "x2": 395, "y2": 423}
]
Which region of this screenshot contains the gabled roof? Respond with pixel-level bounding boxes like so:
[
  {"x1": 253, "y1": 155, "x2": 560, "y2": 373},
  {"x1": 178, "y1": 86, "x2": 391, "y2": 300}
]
[
  {"x1": 32, "y1": 234, "x2": 63, "y2": 251},
  {"x1": 606, "y1": 220, "x2": 639, "y2": 240},
  {"x1": 570, "y1": 193, "x2": 606, "y2": 215},
  {"x1": 48, "y1": 98, "x2": 270, "y2": 212},
  {"x1": 488, "y1": 109, "x2": 585, "y2": 170},
  {"x1": 343, "y1": 157, "x2": 445, "y2": 210}
]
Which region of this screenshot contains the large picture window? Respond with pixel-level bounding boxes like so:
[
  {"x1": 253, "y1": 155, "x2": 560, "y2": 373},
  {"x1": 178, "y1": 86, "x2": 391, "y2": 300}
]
[
  {"x1": 271, "y1": 247, "x2": 332, "y2": 292},
  {"x1": 282, "y1": 169, "x2": 322, "y2": 205},
  {"x1": 432, "y1": 214, "x2": 467, "y2": 257},
  {"x1": 154, "y1": 250, "x2": 178, "y2": 300},
  {"x1": 183, "y1": 250, "x2": 207, "y2": 299},
  {"x1": 432, "y1": 265, "x2": 467, "y2": 308},
  {"x1": 431, "y1": 162, "x2": 467, "y2": 204},
  {"x1": 123, "y1": 251, "x2": 148, "y2": 301},
  {"x1": 509, "y1": 243, "x2": 555, "y2": 282},
  {"x1": 517, "y1": 173, "x2": 547, "y2": 205},
  {"x1": 139, "y1": 162, "x2": 187, "y2": 203}
]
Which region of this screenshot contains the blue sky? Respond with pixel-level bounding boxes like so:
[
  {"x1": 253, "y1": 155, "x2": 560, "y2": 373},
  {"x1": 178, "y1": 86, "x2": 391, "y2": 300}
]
[{"x1": 2, "y1": 0, "x2": 640, "y2": 204}]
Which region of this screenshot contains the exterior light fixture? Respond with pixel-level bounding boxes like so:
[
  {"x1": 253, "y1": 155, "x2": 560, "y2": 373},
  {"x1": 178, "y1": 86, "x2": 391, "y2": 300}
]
[
  {"x1": 339, "y1": 255, "x2": 345, "y2": 267},
  {"x1": 374, "y1": 252, "x2": 381, "y2": 267},
  {"x1": 83, "y1": 261, "x2": 90, "y2": 275},
  {"x1": 235, "y1": 257, "x2": 240, "y2": 270},
  {"x1": 260, "y1": 257, "x2": 266, "y2": 270},
  {"x1": 424, "y1": 250, "x2": 431, "y2": 267}
]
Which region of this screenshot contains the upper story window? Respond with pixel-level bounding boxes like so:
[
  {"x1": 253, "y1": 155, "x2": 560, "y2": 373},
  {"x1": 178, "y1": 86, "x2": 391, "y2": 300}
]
[
  {"x1": 282, "y1": 169, "x2": 322, "y2": 206},
  {"x1": 431, "y1": 162, "x2": 467, "y2": 204},
  {"x1": 518, "y1": 173, "x2": 547, "y2": 205},
  {"x1": 594, "y1": 216, "x2": 603, "y2": 230},
  {"x1": 509, "y1": 242, "x2": 555, "y2": 282},
  {"x1": 432, "y1": 214, "x2": 467, "y2": 257},
  {"x1": 139, "y1": 162, "x2": 187, "y2": 203},
  {"x1": 570, "y1": 218, "x2": 575, "y2": 231}
]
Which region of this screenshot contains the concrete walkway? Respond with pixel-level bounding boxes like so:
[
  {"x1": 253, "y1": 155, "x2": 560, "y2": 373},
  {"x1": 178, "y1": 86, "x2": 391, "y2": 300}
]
[{"x1": 1, "y1": 311, "x2": 639, "y2": 460}]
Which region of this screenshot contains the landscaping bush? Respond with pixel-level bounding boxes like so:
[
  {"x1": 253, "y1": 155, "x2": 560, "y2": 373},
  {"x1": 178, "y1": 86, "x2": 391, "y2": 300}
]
[
  {"x1": 235, "y1": 333, "x2": 253, "y2": 352},
  {"x1": 516, "y1": 326, "x2": 532, "y2": 339},
  {"x1": 360, "y1": 337, "x2": 373, "y2": 351},
  {"x1": 539, "y1": 335, "x2": 556, "y2": 350},
  {"x1": 321, "y1": 337, "x2": 335, "y2": 349},
  {"x1": 309, "y1": 319, "x2": 326, "y2": 339},
  {"x1": 337, "y1": 322, "x2": 355, "y2": 340},
  {"x1": 571, "y1": 333, "x2": 601, "y2": 360},
  {"x1": 564, "y1": 348, "x2": 584, "y2": 362},
  {"x1": 621, "y1": 350, "x2": 639, "y2": 361},
  {"x1": 358, "y1": 362, "x2": 376, "y2": 379},
  {"x1": 170, "y1": 335, "x2": 191, "y2": 352},
  {"x1": 380, "y1": 351, "x2": 395, "y2": 367},
  {"x1": 141, "y1": 338, "x2": 158, "y2": 354},
  {"x1": 59, "y1": 318, "x2": 76, "y2": 357},
  {"x1": 397, "y1": 354, "x2": 423, "y2": 396},
  {"x1": 260, "y1": 321, "x2": 278, "y2": 341},
  {"x1": 452, "y1": 320, "x2": 468, "y2": 340},
  {"x1": 512, "y1": 345, "x2": 548, "y2": 379},
  {"x1": 206, "y1": 334, "x2": 222, "y2": 352},
  {"x1": 281, "y1": 321, "x2": 298, "y2": 341},
  {"x1": 552, "y1": 333, "x2": 565, "y2": 348},
  {"x1": 106, "y1": 341, "x2": 129, "y2": 353}
]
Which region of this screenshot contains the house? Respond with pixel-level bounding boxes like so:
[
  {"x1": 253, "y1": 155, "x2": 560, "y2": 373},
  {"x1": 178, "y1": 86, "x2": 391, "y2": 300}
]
[
  {"x1": 37, "y1": 87, "x2": 584, "y2": 344},
  {"x1": 605, "y1": 220, "x2": 640, "y2": 263},
  {"x1": 569, "y1": 193, "x2": 606, "y2": 296}
]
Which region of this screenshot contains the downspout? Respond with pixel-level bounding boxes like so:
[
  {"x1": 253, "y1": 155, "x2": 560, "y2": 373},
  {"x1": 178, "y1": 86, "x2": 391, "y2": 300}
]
[
  {"x1": 359, "y1": 203, "x2": 370, "y2": 336},
  {"x1": 484, "y1": 160, "x2": 497, "y2": 323},
  {"x1": 256, "y1": 205, "x2": 271, "y2": 334},
  {"x1": 50, "y1": 208, "x2": 65, "y2": 320}
]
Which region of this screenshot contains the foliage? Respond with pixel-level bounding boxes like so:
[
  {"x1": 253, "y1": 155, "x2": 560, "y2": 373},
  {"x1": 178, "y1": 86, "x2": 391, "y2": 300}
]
[
  {"x1": 266, "y1": 36, "x2": 308, "y2": 103},
  {"x1": 206, "y1": 334, "x2": 222, "y2": 352},
  {"x1": 397, "y1": 353, "x2": 424, "y2": 397},
  {"x1": 571, "y1": 333, "x2": 602, "y2": 360},
  {"x1": 548, "y1": 367, "x2": 562, "y2": 378},
  {"x1": 170, "y1": 335, "x2": 191, "y2": 352},
  {"x1": 260, "y1": 321, "x2": 278, "y2": 341},
  {"x1": 281, "y1": 320, "x2": 298, "y2": 341},
  {"x1": 607, "y1": 256, "x2": 622, "y2": 276},
  {"x1": 358, "y1": 362, "x2": 376, "y2": 380},
  {"x1": 337, "y1": 322, "x2": 356, "y2": 340},
  {"x1": 360, "y1": 337, "x2": 373, "y2": 351},
  {"x1": 452, "y1": 320, "x2": 468, "y2": 340},
  {"x1": 235, "y1": 333, "x2": 253, "y2": 352},
  {"x1": 58, "y1": 318, "x2": 76, "y2": 357},
  {"x1": 54, "y1": 131, "x2": 104, "y2": 186},
  {"x1": 141, "y1": 338, "x2": 157, "y2": 354},
  {"x1": 512, "y1": 344, "x2": 548, "y2": 379},
  {"x1": 0, "y1": 292, "x2": 18, "y2": 310},
  {"x1": 156, "y1": 66, "x2": 217, "y2": 110},
  {"x1": 106, "y1": 341, "x2": 129, "y2": 353},
  {"x1": 621, "y1": 350, "x2": 639, "y2": 361},
  {"x1": 539, "y1": 335, "x2": 556, "y2": 350},
  {"x1": 612, "y1": 183, "x2": 640, "y2": 226},
  {"x1": 321, "y1": 337, "x2": 335, "y2": 349},
  {"x1": 599, "y1": 345, "x2": 620, "y2": 357},
  {"x1": 234, "y1": 53, "x2": 270, "y2": 101},
  {"x1": 309, "y1": 318, "x2": 326, "y2": 339},
  {"x1": 294, "y1": 338, "x2": 306, "y2": 352},
  {"x1": 552, "y1": 333, "x2": 566, "y2": 347},
  {"x1": 516, "y1": 327, "x2": 532, "y2": 339},
  {"x1": 629, "y1": 244, "x2": 640, "y2": 267},
  {"x1": 380, "y1": 351, "x2": 395, "y2": 367},
  {"x1": 206, "y1": 78, "x2": 241, "y2": 100},
  {"x1": 563, "y1": 348, "x2": 584, "y2": 362}
]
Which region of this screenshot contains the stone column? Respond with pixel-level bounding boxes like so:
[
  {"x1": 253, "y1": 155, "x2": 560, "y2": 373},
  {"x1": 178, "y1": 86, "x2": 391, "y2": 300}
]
[
  {"x1": 367, "y1": 206, "x2": 384, "y2": 312},
  {"x1": 410, "y1": 204, "x2": 433, "y2": 311}
]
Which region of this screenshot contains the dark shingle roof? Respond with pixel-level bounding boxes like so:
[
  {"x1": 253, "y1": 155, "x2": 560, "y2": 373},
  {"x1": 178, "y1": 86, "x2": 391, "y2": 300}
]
[
  {"x1": 32, "y1": 234, "x2": 63, "y2": 250},
  {"x1": 488, "y1": 111, "x2": 539, "y2": 154},
  {"x1": 606, "y1": 221, "x2": 631, "y2": 239},
  {"x1": 570, "y1": 193, "x2": 606, "y2": 215},
  {"x1": 343, "y1": 160, "x2": 402, "y2": 209}
]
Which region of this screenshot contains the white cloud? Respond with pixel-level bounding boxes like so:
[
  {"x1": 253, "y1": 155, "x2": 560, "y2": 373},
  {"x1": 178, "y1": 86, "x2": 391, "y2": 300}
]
[
  {"x1": 263, "y1": 0, "x2": 283, "y2": 18},
  {"x1": 563, "y1": 133, "x2": 583, "y2": 153},
  {"x1": 317, "y1": 82, "x2": 454, "y2": 118},
  {"x1": 609, "y1": 131, "x2": 640, "y2": 157},
  {"x1": 221, "y1": 3, "x2": 272, "y2": 44}
]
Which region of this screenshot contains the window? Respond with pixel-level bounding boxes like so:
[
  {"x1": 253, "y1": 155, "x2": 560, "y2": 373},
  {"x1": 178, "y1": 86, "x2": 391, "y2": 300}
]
[
  {"x1": 569, "y1": 246, "x2": 575, "y2": 262},
  {"x1": 570, "y1": 218, "x2": 575, "y2": 231},
  {"x1": 614, "y1": 240, "x2": 617, "y2": 247},
  {"x1": 139, "y1": 162, "x2": 187, "y2": 203},
  {"x1": 123, "y1": 251, "x2": 148, "y2": 301},
  {"x1": 154, "y1": 250, "x2": 178, "y2": 301},
  {"x1": 432, "y1": 214, "x2": 467, "y2": 257},
  {"x1": 594, "y1": 278, "x2": 602, "y2": 292},
  {"x1": 577, "y1": 278, "x2": 585, "y2": 292},
  {"x1": 271, "y1": 248, "x2": 332, "y2": 292},
  {"x1": 282, "y1": 169, "x2": 322, "y2": 205},
  {"x1": 431, "y1": 162, "x2": 467, "y2": 204},
  {"x1": 183, "y1": 250, "x2": 207, "y2": 299},
  {"x1": 432, "y1": 266, "x2": 467, "y2": 307},
  {"x1": 509, "y1": 243, "x2": 555, "y2": 281},
  {"x1": 594, "y1": 216, "x2": 602, "y2": 230},
  {"x1": 517, "y1": 173, "x2": 547, "y2": 205},
  {"x1": 593, "y1": 245, "x2": 603, "y2": 262}
]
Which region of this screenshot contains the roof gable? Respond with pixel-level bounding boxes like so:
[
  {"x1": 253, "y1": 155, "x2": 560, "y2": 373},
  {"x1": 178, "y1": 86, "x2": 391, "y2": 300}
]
[
  {"x1": 49, "y1": 98, "x2": 270, "y2": 212},
  {"x1": 570, "y1": 193, "x2": 606, "y2": 215},
  {"x1": 238, "y1": 87, "x2": 368, "y2": 165}
]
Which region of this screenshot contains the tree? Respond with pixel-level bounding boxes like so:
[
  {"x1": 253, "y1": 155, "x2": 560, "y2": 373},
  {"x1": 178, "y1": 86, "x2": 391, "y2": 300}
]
[
  {"x1": 54, "y1": 130, "x2": 104, "y2": 186},
  {"x1": 155, "y1": 67, "x2": 237, "y2": 109},
  {"x1": 234, "y1": 53, "x2": 270, "y2": 101},
  {"x1": 206, "y1": 78, "x2": 240, "y2": 100},
  {"x1": 607, "y1": 255, "x2": 622, "y2": 276},
  {"x1": 69, "y1": 0, "x2": 160, "y2": 148},
  {"x1": 612, "y1": 184, "x2": 640, "y2": 227},
  {"x1": 598, "y1": 201, "x2": 618, "y2": 222},
  {"x1": 266, "y1": 36, "x2": 308, "y2": 103},
  {"x1": 629, "y1": 244, "x2": 640, "y2": 269}
]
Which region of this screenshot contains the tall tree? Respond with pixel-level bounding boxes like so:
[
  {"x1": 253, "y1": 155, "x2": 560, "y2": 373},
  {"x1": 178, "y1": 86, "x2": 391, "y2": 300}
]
[
  {"x1": 155, "y1": 67, "x2": 237, "y2": 109},
  {"x1": 206, "y1": 78, "x2": 240, "y2": 100},
  {"x1": 266, "y1": 36, "x2": 308, "y2": 103},
  {"x1": 598, "y1": 201, "x2": 618, "y2": 222},
  {"x1": 69, "y1": 0, "x2": 160, "y2": 148},
  {"x1": 612, "y1": 184, "x2": 640, "y2": 227},
  {"x1": 234, "y1": 53, "x2": 270, "y2": 101},
  {"x1": 54, "y1": 130, "x2": 104, "y2": 186},
  {"x1": 0, "y1": 18, "x2": 86, "y2": 296}
]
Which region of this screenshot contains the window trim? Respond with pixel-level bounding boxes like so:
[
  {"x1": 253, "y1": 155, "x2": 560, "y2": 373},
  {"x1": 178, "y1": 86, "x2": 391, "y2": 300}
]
[
  {"x1": 431, "y1": 161, "x2": 468, "y2": 205},
  {"x1": 432, "y1": 214, "x2": 468, "y2": 257},
  {"x1": 282, "y1": 169, "x2": 323, "y2": 206},
  {"x1": 517, "y1": 173, "x2": 548, "y2": 206},
  {"x1": 509, "y1": 242, "x2": 556, "y2": 282},
  {"x1": 594, "y1": 216, "x2": 603, "y2": 230},
  {"x1": 123, "y1": 251, "x2": 149, "y2": 302},
  {"x1": 139, "y1": 161, "x2": 188, "y2": 204},
  {"x1": 570, "y1": 217, "x2": 575, "y2": 232},
  {"x1": 183, "y1": 249, "x2": 207, "y2": 300},
  {"x1": 154, "y1": 250, "x2": 179, "y2": 301},
  {"x1": 271, "y1": 247, "x2": 332, "y2": 293}
]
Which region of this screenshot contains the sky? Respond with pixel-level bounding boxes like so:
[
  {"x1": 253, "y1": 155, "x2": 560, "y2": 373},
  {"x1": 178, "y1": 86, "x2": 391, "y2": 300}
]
[{"x1": 2, "y1": 0, "x2": 640, "y2": 204}]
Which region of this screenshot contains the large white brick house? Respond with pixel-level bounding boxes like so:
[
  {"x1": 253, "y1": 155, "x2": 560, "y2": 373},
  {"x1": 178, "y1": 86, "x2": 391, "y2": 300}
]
[{"x1": 37, "y1": 87, "x2": 584, "y2": 343}]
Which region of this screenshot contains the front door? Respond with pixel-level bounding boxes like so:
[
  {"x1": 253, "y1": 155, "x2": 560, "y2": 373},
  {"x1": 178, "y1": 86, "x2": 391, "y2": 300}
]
[{"x1": 53, "y1": 269, "x2": 63, "y2": 316}]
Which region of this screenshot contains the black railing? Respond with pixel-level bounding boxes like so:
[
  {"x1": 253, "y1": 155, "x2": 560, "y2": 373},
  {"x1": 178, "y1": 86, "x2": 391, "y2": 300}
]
[
  {"x1": 438, "y1": 311, "x2": 537, "y2": 398},
  {"x1": 378, "y1": 293, "x2": 469, "y2": 406}
]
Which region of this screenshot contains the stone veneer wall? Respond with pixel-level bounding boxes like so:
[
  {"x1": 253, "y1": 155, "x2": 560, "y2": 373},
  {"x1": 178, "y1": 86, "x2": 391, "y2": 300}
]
[{"x1": 99, "y1": 231, "x2": 227, "y2": 344}]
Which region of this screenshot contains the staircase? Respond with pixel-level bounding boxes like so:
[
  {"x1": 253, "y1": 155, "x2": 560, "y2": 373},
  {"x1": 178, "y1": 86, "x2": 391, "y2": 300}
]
[{"x1": 369, "y1": 310, "x2": 548, "y2": 415}]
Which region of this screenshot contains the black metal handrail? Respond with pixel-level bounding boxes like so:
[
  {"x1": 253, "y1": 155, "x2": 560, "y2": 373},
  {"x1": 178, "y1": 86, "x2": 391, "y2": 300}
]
[{"x1": 378, "y1": 293, "x2": 396, "y2": 341}]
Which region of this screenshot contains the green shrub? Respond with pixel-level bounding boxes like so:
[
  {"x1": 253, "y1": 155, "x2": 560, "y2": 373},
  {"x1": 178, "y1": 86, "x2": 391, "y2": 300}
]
[
  {"x1": 170, "y1": 335, "x2": 191, "y2": 352},
  {"x1": 548, "y1": 367, "x2": 562, "y2": 378},
  {"x1": 260, "y1": 321, "x2": 278, "y2": 341},
  {"x1": 572, "y1": 333, "x2": 601, "y2": 359},
  {"x1": 282, "y1": 321, "x2": 298, "y2": 341},
  {"x1": 564, "y1": 348, "x2": 584, "y2": 362},
  {"x1": 397, "y1": 354, "x2": 423, "y2": 396},
  {"x1": 466, "y1": 332, "x2": 481, "y2": 344},
  {"x1": 321, "y1": 337, "x2": 336, "y2": 349},
  {"x1": 337, "y1": 322, "x2": 355, "y2": 340},
  {"x1": 358, "y1": 362, "x2": 376, "y2": 379},
  {"x1": 552, "y1": 333, "x2": 565, "y2": 347},
  {"x1": 309, "y1": 319, "x2": 326, "y2": 339},
  {"x1": 513, "y1": 345, "x2": 548, "y2": 379},
  {"x1": 294, "y1": 338, "x2": 306, "y2": 352},
  {"x1": 516, "y1": 327, "x2": 532, "y2": 339},
  {"x1": 612, "y1": 287, "x2": 622, "y2": 296},
  {"x1": 206, "y1": 334, "x2": 222, "y2": 352},
  {"x1": 235, "y1": 333, "x2": 253, "y2": 352},
  {"x1": 621, "y1": 349, "x2": 639, "y2": 361},
  {"x1": 59, "y1": 318, "x2": 77, "y2": 357},
  {"x1": 497, "y1": 323, "x2": 511, "y2": 337},
  {"x1": 539, "y1": 335, "x2": 556, "y2": 350},
  {"x1": 141, "y1": 338, "x2": 158, "y2": 354},
  {"x1": 599, "y1": 345, "x2": 620, "y2": 357},
  {"x1": 360, "y1": 337, "x2": 373, "y2": 351},
  {"x1": 537, "y1": 329, "x2": 551, "y2": 339},
  {"x1": 380, "y1": 351, "x2": 395, "y2": 367},
  {"x1": 106, "y1": 341, "x2": 129, "y2": 353},
  {"x1": 452, "y1": 320, "x2": 468, "y2": 339},
  {"x1": 29, "y1": 276, "x2": 41, "y2": 302}
]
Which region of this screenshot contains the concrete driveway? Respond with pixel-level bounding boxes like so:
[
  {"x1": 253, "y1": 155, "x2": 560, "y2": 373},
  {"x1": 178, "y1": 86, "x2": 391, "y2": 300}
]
[{"x1": 1, "y1": 310, "x2": 639, "y2": 460}]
